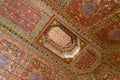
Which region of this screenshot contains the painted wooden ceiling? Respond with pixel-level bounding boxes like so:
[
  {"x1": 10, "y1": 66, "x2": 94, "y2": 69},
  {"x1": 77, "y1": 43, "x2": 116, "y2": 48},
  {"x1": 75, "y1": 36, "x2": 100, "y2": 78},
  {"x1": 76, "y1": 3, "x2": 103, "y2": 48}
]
[{"x1": 0, "y1": 0, "x2": 120, "y2": 80}]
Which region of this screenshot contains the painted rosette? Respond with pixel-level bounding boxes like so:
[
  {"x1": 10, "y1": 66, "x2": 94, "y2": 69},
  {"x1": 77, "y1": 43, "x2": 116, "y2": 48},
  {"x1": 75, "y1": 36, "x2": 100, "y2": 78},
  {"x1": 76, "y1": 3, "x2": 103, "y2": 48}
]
[
  {"x1": 81, "y1": 1, "x2": 97, "y2": 16},
  {"x1": 0, "y1": 54, "x2": 11, "y2": 67},
  {"x1": 30, "y1": 72, "x2": 40, "y2": 80}
]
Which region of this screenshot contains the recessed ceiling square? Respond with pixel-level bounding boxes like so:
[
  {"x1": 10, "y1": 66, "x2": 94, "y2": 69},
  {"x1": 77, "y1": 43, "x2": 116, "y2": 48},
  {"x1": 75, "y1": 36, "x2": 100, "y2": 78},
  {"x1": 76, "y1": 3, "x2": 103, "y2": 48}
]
[{"x1": 35, "y1": 15, "x2": 87, "y2": 63}]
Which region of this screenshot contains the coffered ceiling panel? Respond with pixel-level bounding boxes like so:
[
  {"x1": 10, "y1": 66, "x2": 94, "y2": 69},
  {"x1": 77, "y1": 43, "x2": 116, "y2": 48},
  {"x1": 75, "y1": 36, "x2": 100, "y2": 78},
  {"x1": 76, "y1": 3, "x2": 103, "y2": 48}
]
[{"x1": 0, "y1": 0, "x2": 119, "y2": 80}]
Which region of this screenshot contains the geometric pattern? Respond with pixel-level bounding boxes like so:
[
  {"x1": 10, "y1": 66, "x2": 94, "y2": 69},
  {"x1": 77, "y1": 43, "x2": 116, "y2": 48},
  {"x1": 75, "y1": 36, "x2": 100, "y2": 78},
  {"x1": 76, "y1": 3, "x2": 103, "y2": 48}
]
[
  {"x1": 48, "y1": 0, "x2": 70, "y2": 9},
  {"x1": 0, "y1": 0, "x2": 43, "y2": 33},
  {"x1": 0, "y1": 30, "x2": 74, "y2": 80},
  {"x1": 104, "y1": 51, "x2": 120, "y2": 72},
  {"x1": 0, "y1": 37, "x2": 26, "y2": 79},
  {"x1": 65, "y1": 0, "x2": 120, "y2": 29},
  {"x1": 93, "y1": 17, "x2": 120, "y2": 48},
  {"x1": 93, "y1": 64, "x2": 120, "y2": 80},
  {"x1": 20, "y1": 58, "x2": 53, "y2": 80},
  {"x1": 35, "y1": 15, "x2": 87, "y2": 63},
  {"x1": 0, "y1": 0, "x2": 120, "y2": 79},
  {"x1": 76, "y1": 49, "x2": 96, "y2": 69}
]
